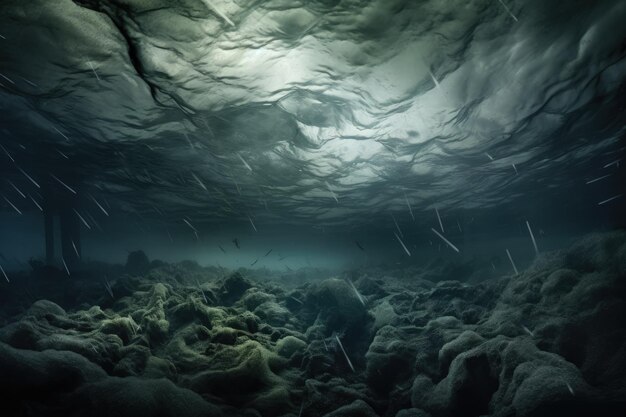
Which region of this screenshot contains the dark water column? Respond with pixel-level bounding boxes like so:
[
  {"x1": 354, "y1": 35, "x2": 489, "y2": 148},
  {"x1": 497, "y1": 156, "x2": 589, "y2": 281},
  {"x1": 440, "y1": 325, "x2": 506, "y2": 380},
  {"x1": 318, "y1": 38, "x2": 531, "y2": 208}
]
[
  {"x1": 44, "y1": 204, "x2": 55, "y2": 265},
  {"x1": 60, "y1": 204, "x2": 81, "y2": 267}
]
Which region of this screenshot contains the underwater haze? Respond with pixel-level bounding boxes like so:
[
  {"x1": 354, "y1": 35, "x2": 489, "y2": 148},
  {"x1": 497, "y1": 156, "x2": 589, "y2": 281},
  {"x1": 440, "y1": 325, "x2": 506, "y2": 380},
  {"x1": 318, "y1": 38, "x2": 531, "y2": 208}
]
[{"x1": 1, "y1": 0, "x2": 625, "y2": 416}]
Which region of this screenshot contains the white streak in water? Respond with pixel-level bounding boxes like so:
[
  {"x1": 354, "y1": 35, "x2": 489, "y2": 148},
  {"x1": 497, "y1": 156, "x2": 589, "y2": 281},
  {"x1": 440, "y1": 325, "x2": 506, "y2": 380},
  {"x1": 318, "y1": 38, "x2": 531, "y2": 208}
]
[
  {"x1": 18, "y1": 167, "x2": 40, "y2": 188},
  {"x1": 0, "y1": 72, "x2": 15, "y2": 84},
  {"x1": 0, "y1": 264, "x2": 9, "y2": 283},
  {"x1": 183, "y1": 218, "x2": 197, "y2": 232},
  {"x1": 566, "y1": 382, "x2": 574, "y2": 396},
  {"x1": 71, "y1": 240, "x2": 80, "y2": 258},
  {"x1": 526, "y1": 220, "x2": 539, "y2": 255},
  {"x1": 603, "y1": 159, "x2": 620, "y2": 168},
  {"x1": 237, "y1": 153, "x2": 252, "y2": 171},
  {"x1": 62, "y1": 257, "x2": 70, "y2": 276},
  {"x1": 522, "y1": 325, "x2": 534, "y2": 337},
  {"x1": 0, "y1": 144, "x2": 14, "y2": 162},
  {"x1": 497, "y1": 0, "x2": 519, "y2": 22},
  {"x1": 53, "y1": 127, "x2": 70, "y2": 141},
  {"x1": 585, "y1": 174, "x2": 610, "y2": 184},
  {"x1": 7, "y1": 179, "x2": 25, "y2": 198},
  {"x1": 248, "y1": 216, "x2": 257, "y2": 232},
  {"x1": 391, "y1": 213, "x2": 403, "y2": 237},
  {"x1": 191, "y1": 172, "x2": 208, "y2": 191},
  {"x1": 512, "y1": 163, "x2": 518, "y2": 175},
  {"x1": 431, "y1": 228, "x2": 459, "y2": 253},
  {"x1": 347, "y1": 278, "x2": 365, "y2": 306},
  {"x1": 325, "y1": 181, "x2": 338, "y2": 203},
  {"x1": 485, "y1": 152, "x2": 494, "y2": 161},
  {"x1": 598, "y1": 194, "x2": 622, "y2": 205},
  {"x1": 394, "y1": 232, "x2": 411, "y2": 256},
  {"x1": 202, "y1": 0, "x2": 235, "y2": 26},
  {"x1": 404, "y1": 193, "x2": 414, "y2": 221},
  {"x1": 87, "y1": 61, "x2": 100, "y2": 81},
  {"x1": 435, "y1": 208, "x2": 444, "y2": 233},
  {"x1": 2, "y1": 195, "x2": 22, "y2": 215},
  {"x1": 51, "y1": 175, "x2": 76, "y2": 194},
  {"x1": 28, "y1": 194, "x2": 42, "y2": 211},
  {"x1": 73, "y1": 209, "x2": 91, "y2": 229},
  {"x1": 335, "y1": 335, "x2": 355, "y2": 373},
  {"x1": 506, "y1": 249, "x2": 519, "y2": 275},
  {"x1": 90, "y1": 195, "x2": 109, "y2": 216}
]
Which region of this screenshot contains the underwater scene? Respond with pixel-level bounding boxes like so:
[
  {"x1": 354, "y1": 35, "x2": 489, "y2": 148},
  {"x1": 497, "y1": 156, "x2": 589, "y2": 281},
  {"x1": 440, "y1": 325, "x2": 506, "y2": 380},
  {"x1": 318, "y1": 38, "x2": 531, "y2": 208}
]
[{"x1": 1, "y1": 0, "x2": 625, "y2": 416}]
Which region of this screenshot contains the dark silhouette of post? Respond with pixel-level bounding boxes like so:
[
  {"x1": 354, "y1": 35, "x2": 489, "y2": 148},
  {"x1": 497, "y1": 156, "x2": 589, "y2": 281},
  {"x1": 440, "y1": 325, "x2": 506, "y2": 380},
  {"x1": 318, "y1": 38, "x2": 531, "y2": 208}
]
[{"x1": 44, "y1": 202, "x2": 55, "y2": 265}]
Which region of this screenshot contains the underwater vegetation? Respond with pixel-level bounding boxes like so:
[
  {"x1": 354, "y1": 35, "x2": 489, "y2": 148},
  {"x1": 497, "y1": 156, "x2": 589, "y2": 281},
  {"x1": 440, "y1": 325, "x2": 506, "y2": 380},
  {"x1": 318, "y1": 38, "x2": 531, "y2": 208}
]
[{"x1": 1, "y1": 231, "x2": 625, "y2": 417}]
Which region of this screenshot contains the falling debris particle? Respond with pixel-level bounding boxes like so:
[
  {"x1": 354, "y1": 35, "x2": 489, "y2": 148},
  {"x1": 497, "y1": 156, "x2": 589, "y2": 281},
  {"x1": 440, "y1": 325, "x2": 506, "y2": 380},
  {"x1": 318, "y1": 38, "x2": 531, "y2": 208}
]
[
  {"x1": 435, "y1": 208, "x2": 444, "y2": 233},
  {"x1": 232, "y1": 238, "x2": 240, "y2": 249},
  {"x1": 250, "y1": 258, "x2": 259, "y2": 266},
  {"x1": 2, "y1": 194, "x2": 22, "y2": 215},
  {"x1": 6, "y1": 180, "x2": 26, "y2": 198},
  {"x1": 191, "y1": 172, "x2": 208, "y2": 191},
  {"x1": 431, "y1": 228, "x2": 460, "y2": 253},
  {"x1": 485, "y1": 152, "x2": 494, "y2": 161},
  {"x1": 237, "y1": 153, "x2": 252, "y2": 171},
  {"x1": 526, "y1": 220, "x2": 539, "y2": 255},
  {"x1": 62, "y1": 257, "x2": 70, "y2": 276},
  {"x1": 566, "y1": 382, "x2": 574, "y2": 396},
  {"x1": 52, "y1": 126, "x2": 70, "y2": 141},
  {"x1": 355, "y1": 241, "x2": 365, "y2": 251},
  {"x1": 497, "y1": 0, "x2": 519, "y2": 21},
  {"x1": 20, "y1": 77, "x2": 38, "y2": 87},
  {"x1": 391, "y1": 213, "x2": 403, "y2": 237},
  {"x1": 603, "y1": 159, "x2": 620, "y2": 168},
  {"x1": 0, "y1": 264, "x2": 9, "y2": 283},
  {"x1": 585, "y1": 174, "x2": 611, "y2": 184},
  {"x1": 323, "y1": 339, "x2": 328, "y2": 351},
  {"x1": 0, "y1": 143, "x2": 14, "y2": 162},
  {"x1": 347, "y1": 279, "x2": 365, "y2": 306},
  {"x1": 51, "y1": 174, "x2": 77, "y2": 194},
  {"x1": 202, "y1": 0, "x2": 235, "y2": 27},
  {"x1": 90, "y1": 195, "x2": 109, "y2": 216},
  {"x1": 598, "y1": 194, "x2": 622, "y2": 205},
  {"x1": 248, "y1": 216, "x2": 257, "y2": 232},
  {"x1": 335, "y1": 335, "x2": 355, "y2": 372},
  {"x1": 325, "y1": 181, "x2": 338, "y2": 203},
  {"x1": 87, "y1": 61, "x2": 101, "y2": 81},
  {"x1": 28, "y1": 194, "x2": 42, "y2": 211},
  {"x1": 264, "y1": 249, "x2": 272, "y2": 257},
  {"x1": 404, "y1": 193, "x2": 414, "y2": 220},
  {"x1": 183, "y1": 218, "x2": 197, "y2": 232},
  {"x1": 491, "y1": 262, "x2": 496, "y2": 271},
  {"x1": 522, "y1": 325, "x2": 534, "y2": 337},
  {"x1": 0, "y1": 72, "x2": 15, "y2": 84},
  {"x1": 57, "y1": 149, "x2": 69, "y2": 159},
  {"x1": 218, "y1": 245, "x2": 226, "y2": 253},
  {"x1": 290, "y1": 296, "x2": 303, "y2": 305},
  {"x1": 394, "y1": 232, "x2": 411, "y2": 256},
  {"x1": 512, "y1": 163, "x2": 518, "y2": 175},
  {"x1": 506, "y1": 248, "x2": 519, "y2": 275},
  {"x1": 428, "y1": 69, "x2": 440, "y2": 89},
  {"x1": 73, "y1": 209, "x2": 91, "y2": 229},
  {"x1": 457, "y1": 219, "x2": 462, "y2": 233},
  {"x1": 17, "y1": 167, "x2": 39, "y2": 188},
  {"x1": 71, "y1": 240, "x2": 80, "y2": 258}
]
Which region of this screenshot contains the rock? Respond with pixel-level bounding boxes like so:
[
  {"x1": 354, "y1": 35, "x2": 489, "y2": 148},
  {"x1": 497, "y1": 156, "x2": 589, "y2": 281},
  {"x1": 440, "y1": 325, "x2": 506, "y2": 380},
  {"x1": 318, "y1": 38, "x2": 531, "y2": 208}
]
[
  {"x1": 220, "y1": 273, "x2": 252, "y2": 305},
  {"x1": 125, "y1": 250, "x2": 151, "y2": 276},
  {"x1": 276, "y1": 335, "x2": 307, "y2": 358},
  {"x1": 322, "y1": 399, "x2": 379, "y2": 417},
  {"x1": 70, "y1": 377, "x2": 223, "y2": 417}
]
